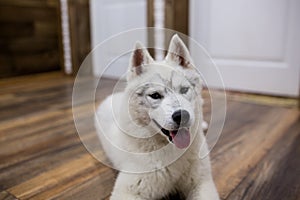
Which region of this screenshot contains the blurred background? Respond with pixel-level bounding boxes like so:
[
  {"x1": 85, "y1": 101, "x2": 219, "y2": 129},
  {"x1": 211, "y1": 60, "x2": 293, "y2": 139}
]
[
  {"x1": 0, "y1": 1, "x2": 299, "y2": 199},
  {"x1": 0, "y1": 0, "x2": 299, "y2": 97}
]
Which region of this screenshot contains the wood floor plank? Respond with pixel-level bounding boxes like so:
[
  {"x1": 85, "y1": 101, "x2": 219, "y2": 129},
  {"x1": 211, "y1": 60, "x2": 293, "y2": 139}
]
[
  {"x1": 0, "y1": 123, "x2": 79, "y2": 170},
  {"x1": 51, "y1": 168, "x2": 116, "y2": 200},
  {"x1": 7, "y1": 155, "x2": 104, "y2": 199},
  {"x1": 0, "y1": 191, "x2": 17, "y2": 200},
  {"x1": 0, "y1": 142, "x2": 86, "y2": 190},
  {"x1": 225, "y1": 118, "x2": 300, "y2": 200},
  {"x1": 210, "y1": 103, "x2": 299, "y2": 199},
  {"x1": 0, "y1": 72, "x2": 68, "y2": 88}
]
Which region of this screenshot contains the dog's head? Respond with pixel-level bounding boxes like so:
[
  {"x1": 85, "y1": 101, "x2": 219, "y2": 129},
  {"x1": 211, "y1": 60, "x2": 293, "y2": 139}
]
[{"x1": 125, "y1": 35, "x2": 202, "y2": 149}]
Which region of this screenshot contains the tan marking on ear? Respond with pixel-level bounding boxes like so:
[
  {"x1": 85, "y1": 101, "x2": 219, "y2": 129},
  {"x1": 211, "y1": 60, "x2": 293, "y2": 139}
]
[
  {"x1": 178, "y1": 54, "x2": 191, "y2": 68},
  {"x1": 128, "y1": 41, "x2": 154, "y2": 80},
  {"x1": 133, "y1": 48, "x2": 143, "y2": 75},
  {"x1": 165, "y1": 34, "x2": 193, "y2": 69},
  {"x1": 169, "y1": 53, "x2": 192, "y2": 68}
]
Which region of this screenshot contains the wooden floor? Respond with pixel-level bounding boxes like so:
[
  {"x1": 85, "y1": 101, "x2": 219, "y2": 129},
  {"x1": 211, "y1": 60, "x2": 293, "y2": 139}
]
[{"x1": 0, "y1": 72, "x2": 299, "y2": 200}]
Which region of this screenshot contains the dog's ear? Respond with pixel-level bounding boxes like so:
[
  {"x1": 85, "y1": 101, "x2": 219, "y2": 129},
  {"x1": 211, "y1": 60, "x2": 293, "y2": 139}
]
[
  {"x1": 128, "y1": 41, "x2": 153, "y2": 80},
  {"x1": 165, "y1": 34, "x2": 193, "y2": 68}
]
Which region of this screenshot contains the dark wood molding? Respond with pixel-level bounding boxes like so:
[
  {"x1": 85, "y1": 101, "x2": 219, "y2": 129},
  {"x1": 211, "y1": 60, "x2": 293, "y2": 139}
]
[
  {"x1": 147, "y1": 0, "x2": 155, "y2": 58},
  {"x1": 164, "y1": 0, "x2": 189, "y2": 46},
  {"x1": 166, "y1": 0, "x2": 189, "y2": 35},
  {"x1": 67, "y1": 0, "x2": 91, "y2": 75}
]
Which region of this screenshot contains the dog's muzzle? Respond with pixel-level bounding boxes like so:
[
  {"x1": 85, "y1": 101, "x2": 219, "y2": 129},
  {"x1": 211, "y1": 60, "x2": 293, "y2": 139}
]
[{"x1": 153, "y1": 117, "x2": 191, "y2": 149}]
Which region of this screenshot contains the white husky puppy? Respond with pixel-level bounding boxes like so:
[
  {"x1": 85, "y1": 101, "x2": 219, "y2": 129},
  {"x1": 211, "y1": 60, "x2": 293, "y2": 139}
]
[{"x1": 95, "y1": 35, "x2": 219, "y2": 200}]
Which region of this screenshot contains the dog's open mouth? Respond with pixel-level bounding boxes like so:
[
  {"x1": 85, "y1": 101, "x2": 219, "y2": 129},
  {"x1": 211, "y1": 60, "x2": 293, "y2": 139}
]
[{"x1": 154, "y1": 120, "x2": 190, "y2": 149}]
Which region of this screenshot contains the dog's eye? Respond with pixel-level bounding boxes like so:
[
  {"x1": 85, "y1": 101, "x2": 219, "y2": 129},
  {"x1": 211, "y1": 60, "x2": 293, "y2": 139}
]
[
  {"x1": 149, "y1": 92, "x2": 163, "y2": 99},
  {"x1": 180, "y1": 87, "x2": 189, "y2": 94}
]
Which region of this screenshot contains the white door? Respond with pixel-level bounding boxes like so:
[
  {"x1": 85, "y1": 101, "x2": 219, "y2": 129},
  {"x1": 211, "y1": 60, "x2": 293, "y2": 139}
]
[
  {"x1": 190, "y1": 0, "x2": 300, "y2": 97},
  {"x1": 90, "y1": 0, "x2": 147, "y2": 78}
]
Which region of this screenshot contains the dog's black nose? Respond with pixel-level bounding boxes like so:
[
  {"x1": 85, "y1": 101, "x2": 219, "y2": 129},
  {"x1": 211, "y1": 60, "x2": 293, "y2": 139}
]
[{"x1": 172, "y1": 110, "x2": 190, "y2": 125}]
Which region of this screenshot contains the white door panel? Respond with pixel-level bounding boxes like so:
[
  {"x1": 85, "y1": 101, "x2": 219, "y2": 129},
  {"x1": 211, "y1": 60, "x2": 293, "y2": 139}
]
[
  {"x1": 190, "y1": 0, "x2": 300, "y2": 96},
  {"x1": 90, "y1": 0, "x2": 147, "y2": 78}
]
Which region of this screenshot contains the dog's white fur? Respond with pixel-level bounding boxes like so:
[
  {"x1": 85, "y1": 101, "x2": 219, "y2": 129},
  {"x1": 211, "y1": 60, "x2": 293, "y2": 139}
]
[{"x1": 95, "y1": 35, "x2": 219, "y2": 200}]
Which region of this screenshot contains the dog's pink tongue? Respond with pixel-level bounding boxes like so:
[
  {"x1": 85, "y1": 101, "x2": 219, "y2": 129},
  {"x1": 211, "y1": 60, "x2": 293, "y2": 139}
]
[{"x1": 171, "y1": 128, "x2": 190, "y2": 149}]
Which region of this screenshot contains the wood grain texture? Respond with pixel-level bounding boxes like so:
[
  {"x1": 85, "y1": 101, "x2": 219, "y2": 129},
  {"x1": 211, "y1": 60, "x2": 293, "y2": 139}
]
[
  {"x1": 0, "y1": 191, "x2": 17, "y2": 200},
  {"x1": 164, "y1": 0, "x2": 189, "y2": 35},
  {"x1": 0, "y1": 1, "x2": 61, "y2": 78},
  {"x1": 0, "y1": 72, "x2": 299, "y2": 200},
  {"x1": 225, "y1": 119, "x2": 300, "y2": 200},
  {"x1": 67, "y1": 0, "x2": 91, "y2": 75}
]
